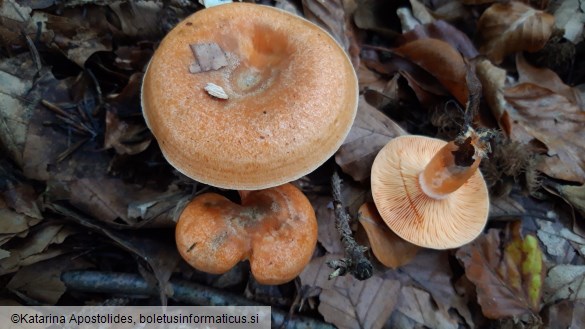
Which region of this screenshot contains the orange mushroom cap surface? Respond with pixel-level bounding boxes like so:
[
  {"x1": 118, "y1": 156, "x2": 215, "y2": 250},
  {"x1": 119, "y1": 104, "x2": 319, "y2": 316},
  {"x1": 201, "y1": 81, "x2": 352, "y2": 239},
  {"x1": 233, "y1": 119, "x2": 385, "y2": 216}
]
[
  {"x1": 175, "y1": 183, "x2": 317, "y2": 285},
  {"x1": 371, "y1": 135, "x2": 489, "y2": 249},
  {"x1": 141, "y1": 3, "x2": 358, "y2": 190}
]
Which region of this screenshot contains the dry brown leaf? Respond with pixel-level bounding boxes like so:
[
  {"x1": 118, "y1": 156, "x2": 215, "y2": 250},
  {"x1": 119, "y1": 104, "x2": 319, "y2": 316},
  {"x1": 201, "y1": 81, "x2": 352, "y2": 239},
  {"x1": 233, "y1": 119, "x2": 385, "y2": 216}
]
[
  {"x1": 108, "y1": 1, "x2": 163, "y2": 38},
  {"x1": 19, "y1": 71, "x2": 110, "y2": 182},
  {"x1": 398, "y1": 20, "x2": 479, "y2": 59},
  {"x1": 0, "y1": 223, "x2": 76, "y2": 275},
  {"x1": 390, "y1": 286, "x2": 460, "y2": 329},
  {"x1": 456, "y1": 224, "x2": 545, "y2": 319},
  {"x1": 478, "y1": 1, "x2": 554, "y2": 64},
  {"x1": 358, "y1": 202, "x2": 420, "y2": 268},
  {"x1": 557, "y1": 184, "x2": 585, "y2": 219},
  {"x1": 0, "y1": 55, "x2": 41, "y2": 167},
  {"x1": 504, "y1": 83, "x2": 585, "y2": 183},
  {"x1": 7, "y1": 254, "x2": 90, "y2": 305},
  {"x1": 301, "y1": 0, "x2": 360, "y2": 67},
  {"x1": 335, "y1": 96, "x2": 406, "y2": 182},
  {"x1": 553, "y1": 0, "x2": 585, "y2": 44},
  {"x1": 1, "y1": 181, "x2": 42, "y2": 220},
  {"x1": 0, "y1": 197, "x2": 41, "y2": 241},
  {"x1": 393, "y1": 38, "x2": 469, "y2": 105},
  {"x1": 300, "y1": 254, "x2": 401, "y2": 329},
  {"x1": 542, "y1": 299, "x2": 585, "y2": 328},
  {"x1": 536, "y1": 219, "x2": 584, "y2": 263},
  {"x1": 543, "y1": 265, "x2": 585, "y2": 303},
  {"x1": 475, "y1": 59, "x2": 511, "y2": 135},
  {"x1": 67, "y1": 177, "x2": 182, "y2": 227},
  {"x1": 516, "y1": 54, "x2": 581, "y2": 105},
  {"x1": 353, "y1": 0, "x2": 401, "y2": 37},
  {"x1": 310, "y1": 196, "x2": 344, "y2": 254},
  {"x1": 489, "y1": 194, "x2": 526, "y2": 219},
  {"x1": 189, "y1": 42, "x2": 228, "y2": 73},
  {"x1": 399, "y1": 250, "x2": 474, "y2": 326},
  {"x1": 409, "y1": 0, "x2": 434, "y2": 25},
  {"x1": 33, "y1": 9, "x2": 112, "y2": 67},
  {"x1": 51, "y1": 204, "x2": 180, "y2": 304},
  {"x1": 104, "y1": 110, "x2": 151, "y2": 155}
]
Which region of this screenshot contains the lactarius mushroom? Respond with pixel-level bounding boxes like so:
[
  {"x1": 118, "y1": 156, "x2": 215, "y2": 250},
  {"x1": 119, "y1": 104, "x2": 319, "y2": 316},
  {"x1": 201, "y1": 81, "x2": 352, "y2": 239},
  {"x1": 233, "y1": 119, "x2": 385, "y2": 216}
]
[
  {"x1": 371, "y1": 128, "x2": 490, "y2": 249},
  {"x1": 175, "y1": 184, "x2": 317, "y2": 285},
  {"x1": 141, "y1": 2, "x2": 358, "y2": 190}
]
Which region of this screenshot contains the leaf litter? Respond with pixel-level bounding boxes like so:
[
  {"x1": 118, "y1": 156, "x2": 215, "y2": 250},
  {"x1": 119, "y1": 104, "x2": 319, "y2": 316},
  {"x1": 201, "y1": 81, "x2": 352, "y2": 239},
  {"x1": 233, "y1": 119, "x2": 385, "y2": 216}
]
[{"x1": 0, "y1": 0, "x2": 584, "y2": 327}]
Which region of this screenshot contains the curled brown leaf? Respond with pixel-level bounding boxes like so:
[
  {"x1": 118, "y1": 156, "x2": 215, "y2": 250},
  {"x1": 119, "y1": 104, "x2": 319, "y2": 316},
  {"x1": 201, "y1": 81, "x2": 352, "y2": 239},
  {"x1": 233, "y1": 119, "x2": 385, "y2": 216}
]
[
  {"x1": 393, "y1": 38, "x2": 469, "y2": 104},
  {"x1": 478, "y1": 1, "x2": 554, "y2": 64}
]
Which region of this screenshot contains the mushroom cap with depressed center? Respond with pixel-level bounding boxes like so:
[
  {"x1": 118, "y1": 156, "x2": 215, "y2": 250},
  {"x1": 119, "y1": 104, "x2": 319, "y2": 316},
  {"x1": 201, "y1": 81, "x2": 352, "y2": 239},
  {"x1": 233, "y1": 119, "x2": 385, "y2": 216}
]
[
  {"x1": 175, "y1": 183, "x2": 318, "y2": 285},
  {"x1": 371, "y1": 135, "x2": 489, "y2": 249},
  {"x1": 141, "y1": 3, "x2": 358, "y2": 190}
]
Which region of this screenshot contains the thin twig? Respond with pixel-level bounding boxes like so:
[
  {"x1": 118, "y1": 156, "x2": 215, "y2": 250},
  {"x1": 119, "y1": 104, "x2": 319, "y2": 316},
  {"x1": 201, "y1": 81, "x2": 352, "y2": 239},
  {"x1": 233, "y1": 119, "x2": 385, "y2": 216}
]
[
  {"x1": 61, "y1": 271, "x2": 335, "y2": 329},
  {"x1": 326, "y1": 172, "x2": 373, "y2": 281}
]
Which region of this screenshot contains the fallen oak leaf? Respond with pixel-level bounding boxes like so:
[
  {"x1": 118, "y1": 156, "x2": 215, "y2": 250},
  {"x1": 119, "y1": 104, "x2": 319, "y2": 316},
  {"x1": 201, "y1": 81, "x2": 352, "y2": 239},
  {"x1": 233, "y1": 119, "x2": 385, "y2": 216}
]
[
  {"x1": 358, "y1": 202, "x2": 420, "y2": 269},
  {"x1": 478, "y1": 1, "x2": 554, "y2": 64},
  {"x1": 391, "y1": 286, "x2": 460, "y2": 329},
  {"x1": 392, "y1": 38, "x2": 469, "y2": 105},
  {"x1": 504, "y1": 83, "x2": 585, "y2": 183},
  {"x1": 542, "y1": 299, "x2": 585, "y2": 328},
  {"x1": 543, "y1": 265, "x2": 585, "y2": 303},
  {"x1": 335, "y1": 96, "x2": 406, "y2": 182},
  {"x1": 300, "y1": 254, "x2": 401, "y2": 329},
  {"x1": 456, "y1": 222, "x2": 545, "y2": 319},
  {"x1": 397, "y1": 20, "x2": 479, "y2": 59}
]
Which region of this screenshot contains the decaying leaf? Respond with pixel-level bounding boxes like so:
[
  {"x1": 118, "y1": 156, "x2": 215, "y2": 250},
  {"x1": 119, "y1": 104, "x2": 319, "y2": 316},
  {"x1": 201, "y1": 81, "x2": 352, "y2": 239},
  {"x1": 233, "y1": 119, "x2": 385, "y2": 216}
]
[
  {"x1": 300, "y1": 254, "x2": 401, "y2": 329},
  {"x1": 0, "y1": 55, "x2": 42, "y2": 166},
  {"x1": 1, "y1": 180, "x2": 42, "y2": 220},
  {"x1": 504, "y1": 83, "x2": 585, "y2": 183},
  {"x1": 398, "y1": 20, "x2": 479, "y2": 59},
  {"x1": 456, "y1": 223, "x2": 545, "y2": 319},
  {"x1": 516, "y1": 54, "x2": 581, "y2": 105},
  {"x1": 552, "y1": 0, "x2": 585, "y2": 44},
  {"x1": 301, "y1": 0, "x2": 360, "y2": 67},
  {"x1": 392, "y1": 38, "x2": 469, "y2": 105},
  {"x1": 104, "y1": 110, "x2": 151, "y2": 155},
  {"x1": 475, "y1": 58, "x2": 511, "y2": 135},
  {"x1": 399, "y1": 250, "x2": 474, "y2": 326},
  {"x1": 358, "y1": 202, "x2": 420, "y2": 268},
  {"x1": 478, "y1": 1, "x2": 555, "y2": 64},
  {"x1": 7, "y1": 254, "x2": 90, "y2": 305},
  {"x1": 557, "y1": 184, "x2": 585, "y2": 219},
  {"x1": 543, "y1": 265, "x2": 585, "y2": 303},
  {"x1": 0, "y1": 223, "x2": 76, "y2": 275},
  {"x1": 536, "y1": 220, "x2": 578, "y2": 262},
  {"x1": 189, "y1": 43, "x2": 228, "y2": 73},
  {"x1": 542, "y1": 299, "x2": 585, "y2": 328},
  {"x1": 389, "y1": 286, "x2": 460, "y2": 329},
  {"x1": 0, "y1": 198, "x2": 41, "y2": 238},
  {"x1": 335, "y1": 96, "x2": 406, "y2": 181}
]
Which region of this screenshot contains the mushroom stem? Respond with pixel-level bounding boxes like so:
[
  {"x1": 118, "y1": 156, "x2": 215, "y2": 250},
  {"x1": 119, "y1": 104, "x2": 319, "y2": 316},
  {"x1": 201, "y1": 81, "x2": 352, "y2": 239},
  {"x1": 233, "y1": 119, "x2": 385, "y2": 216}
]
[{"x1": 419, "y1": 128, "x2": 488, "y2": 199}]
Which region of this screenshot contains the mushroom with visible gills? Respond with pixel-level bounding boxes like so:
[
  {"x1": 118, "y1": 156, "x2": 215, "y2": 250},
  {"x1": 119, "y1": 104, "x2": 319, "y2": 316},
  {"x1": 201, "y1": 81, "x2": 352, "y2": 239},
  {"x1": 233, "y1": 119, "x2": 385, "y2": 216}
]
[{"x1": 371, "y1": 127, "x2": 491, "y2": 249}]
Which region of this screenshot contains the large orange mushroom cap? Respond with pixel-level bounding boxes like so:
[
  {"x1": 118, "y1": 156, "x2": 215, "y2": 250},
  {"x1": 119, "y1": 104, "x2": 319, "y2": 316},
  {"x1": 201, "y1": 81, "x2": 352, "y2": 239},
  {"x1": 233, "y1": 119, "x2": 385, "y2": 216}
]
[
  {"x1": 141, "y1": 3, "x2": 358, "y2": 190},
  {"x1": 175, "y1": 183, "x2": 318, "y2": 285},
  {"x1": 371, "y1": 135, "x2": 489, "y2": 249}
]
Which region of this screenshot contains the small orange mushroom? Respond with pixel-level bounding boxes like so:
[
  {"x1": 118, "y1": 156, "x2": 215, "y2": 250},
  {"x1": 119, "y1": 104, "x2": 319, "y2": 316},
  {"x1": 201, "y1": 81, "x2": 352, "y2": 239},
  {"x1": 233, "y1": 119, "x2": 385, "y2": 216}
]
[
  {"x1": 175, "y1": 184, "x2": 317, "y2": 285},
  {"x1": 141, "y1": 2, "x2": 358, "y2": 190},
  {"x1": 371, "y1": 128, "x2": 490, "y2": 249}
]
